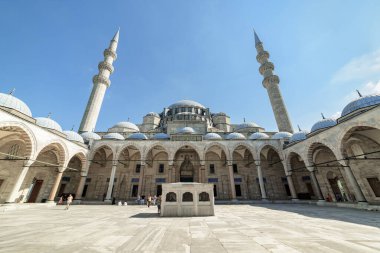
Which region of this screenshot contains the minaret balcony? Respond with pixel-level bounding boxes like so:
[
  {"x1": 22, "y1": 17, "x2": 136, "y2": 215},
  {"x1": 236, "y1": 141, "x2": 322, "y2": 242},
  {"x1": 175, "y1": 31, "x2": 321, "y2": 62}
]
[
  {"x1": 103, "y1": 49, "x2": 117, "y2": 60},
  {"x1": 259, "y1": 62, "x2": 274, "y2": 75},
  {"x1": 98, "y1": 61, "x2": 114, "y2": 73},
  {"x1": 262, "y1": 75, "x2": 279, "y2": 88},
  {"x1": 256, "y1": 51, "x2": 269, "y2": 64},
  {"x1": 93, "y1": 74, "x2": 111, "y2": 87}
]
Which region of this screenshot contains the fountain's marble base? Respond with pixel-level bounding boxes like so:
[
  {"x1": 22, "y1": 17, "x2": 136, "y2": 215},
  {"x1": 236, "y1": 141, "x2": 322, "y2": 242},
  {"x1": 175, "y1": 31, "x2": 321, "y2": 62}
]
[{"x1": 161, "y1": 183, "x2": 215, "y2": 217}]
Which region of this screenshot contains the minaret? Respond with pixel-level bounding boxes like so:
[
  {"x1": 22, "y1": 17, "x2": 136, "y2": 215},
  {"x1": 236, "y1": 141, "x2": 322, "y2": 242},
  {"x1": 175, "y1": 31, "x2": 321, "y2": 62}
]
[
  {"x1": 254, "y1": 30, "x2": 293, "y2": 133},
  {"x1": 79, "y1": 29, "x2": 120, "y2": 133}
]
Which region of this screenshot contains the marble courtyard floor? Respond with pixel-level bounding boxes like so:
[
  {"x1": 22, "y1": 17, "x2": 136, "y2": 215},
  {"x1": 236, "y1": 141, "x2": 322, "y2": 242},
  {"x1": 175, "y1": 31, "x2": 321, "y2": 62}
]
[{"x1": 1, "y1": 204, "x2": 380, "y2": 253}]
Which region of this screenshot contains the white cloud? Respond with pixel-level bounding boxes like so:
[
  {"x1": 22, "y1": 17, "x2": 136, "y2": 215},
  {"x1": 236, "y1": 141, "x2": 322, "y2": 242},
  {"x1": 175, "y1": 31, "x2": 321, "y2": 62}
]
[
  {"x1": 344, "y1": 79, "x2": 380, "y2": 102},
  {"x1": 330, "y1": 111, "x2": 341, "y2": 119},
  {"x1": 331, "y1": 49, "x2": 380, "y2": 84}
]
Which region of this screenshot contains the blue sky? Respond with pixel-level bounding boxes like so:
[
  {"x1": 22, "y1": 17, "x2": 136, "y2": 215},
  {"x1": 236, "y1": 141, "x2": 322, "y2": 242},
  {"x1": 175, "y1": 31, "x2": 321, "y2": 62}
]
[{"x1": 1, "y1": 1, "x2": 380, "y2": 132}]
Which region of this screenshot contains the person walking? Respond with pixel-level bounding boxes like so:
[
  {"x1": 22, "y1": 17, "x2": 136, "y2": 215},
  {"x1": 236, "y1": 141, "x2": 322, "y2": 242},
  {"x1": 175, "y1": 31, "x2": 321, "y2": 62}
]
[
  {"x1": 57, "y1": 196, "x2": 63, "y2": 205},
  {"x1": 65, "y1": 194, "x2": 73, "y2": 210},
  {"x1": 157, "y1": 195, "x2": 161, "y2": 214},
  {"x1": 147, "y1": 195, "x2": 152, "y2": 208}
]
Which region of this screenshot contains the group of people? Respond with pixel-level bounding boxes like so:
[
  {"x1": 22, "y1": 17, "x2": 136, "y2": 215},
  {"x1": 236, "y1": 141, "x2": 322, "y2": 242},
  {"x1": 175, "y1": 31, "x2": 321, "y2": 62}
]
[
  {"x1": 136, "y1": 194, "x2": 162, "y2": 213},
  {"x1": 57, "y1": 194, "x2": 73, "y2": 210}
]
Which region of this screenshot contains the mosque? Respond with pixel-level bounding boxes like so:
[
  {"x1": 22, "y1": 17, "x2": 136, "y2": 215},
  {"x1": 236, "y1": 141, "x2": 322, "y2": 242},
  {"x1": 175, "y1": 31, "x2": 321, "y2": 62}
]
[{"x1": 0, "y1": 29, "x2": 379, "y2": 206}]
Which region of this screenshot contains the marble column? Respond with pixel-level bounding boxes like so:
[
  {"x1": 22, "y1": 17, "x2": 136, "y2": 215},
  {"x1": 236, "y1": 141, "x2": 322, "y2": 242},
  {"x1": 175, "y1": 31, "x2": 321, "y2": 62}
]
[
  {"x1": 310, "y1": 170, "x2": 324, "y2": 201},
  {"x1": 137, "y1": 164, "x2": 145, "y2": 196},
  {"x1": 5, "y1": 161, "x2": 32, "y2": 203},
  {"x1": 200, "y1": 165, "x2": 206, "y2": 183},
  {"x1": 105, "y1": 161, "x2": 117, "y2": 203},
  {"x1": 74, "y1": 174, "x2": 87, "y2": 202},
  {"x1": 286, "y1": 174, "x2": 298, "y2": 200},
  {"x1": 47, "y1": 168, "x2": 64, "y2": 202},
  {"x1": 342, "y1": 163, "x2": 366, "y2": 202},
  {"x1": 255, "y1": 161, "x2": 267, "y2": 200},
  {"x1": 227, "y1": 164, "x2": 236, "y2": 200}
]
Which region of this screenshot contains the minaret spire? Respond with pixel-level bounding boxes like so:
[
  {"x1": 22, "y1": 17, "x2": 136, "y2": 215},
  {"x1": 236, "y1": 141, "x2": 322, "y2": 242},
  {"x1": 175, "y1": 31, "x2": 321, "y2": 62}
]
[
  {"x1": 254, "y1": 29, "x2": 293, "y2": 133},
  {"x1": 79, "y1": 29, "x2": 120, "y2": 133}
]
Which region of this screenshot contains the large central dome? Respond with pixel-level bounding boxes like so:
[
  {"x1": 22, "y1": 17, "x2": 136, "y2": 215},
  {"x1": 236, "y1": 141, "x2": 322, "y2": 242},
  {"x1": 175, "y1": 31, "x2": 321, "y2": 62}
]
[{"x1": 168, "y1": 100, "x2": 205, "y2": 109}]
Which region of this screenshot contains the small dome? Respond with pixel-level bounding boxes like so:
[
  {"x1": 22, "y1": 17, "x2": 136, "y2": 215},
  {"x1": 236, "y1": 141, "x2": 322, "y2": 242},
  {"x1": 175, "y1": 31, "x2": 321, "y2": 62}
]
[
  {"x1": 272, "y1": 132, "x2": 292, "y2": 139},
  {"x1": 204, "y1": 133, "x2": 222, "y2": 140},
  {"x1": 127, "y1": 133, "x2": 148, "y2": 140},
  {"x1": 145, "y1": 112, "x2": 160, "y2": 117},
  {"x1": 81, "y1": 131, "x2": 101, "y2": 142},
  {"x1": 236, "y1": 122, "x2": 260, "y2": 131},
  {"x1": 111, "y1": 121, "x2": 139, "y2": 132},
  {"x1": 225, "y1": 132, "x2": 246, "y2": 140},
  {"x1": 63, "y1": 131, "x2": 84, "y2": 143},
  {"x1": 103, "y1": 133, "x2": 125, "y2": 140},
  {"x1": 289, "y1": 130, "x2": 309, "y2": 143},
  {"x1": 0, "y1": 93, "x2": 32, "y2": 117},
  {"x1": 213, "y1": 112, "x2": 227, "y2": 117},
  {"x1": 35, "y1": 117, "x2": 62, "y2": 132},
  {"x1": 153, "y1": 133, "x2": 170, "y2": 140},
  {"x1": 311, "y1": 118, "x2": 337, "y2": 132},
  {"x1": 169, "y1": 100, "x2": 205, "y2": 109},
  {"x1": 342, "y1": 94, "x2": 380, "y2": 116},
  {"x1": 249, "y1": 132, "x2": 269, "y2": 140},
  {"x1": 176, "y1": 127, "x2": 196, "y2": 134}
]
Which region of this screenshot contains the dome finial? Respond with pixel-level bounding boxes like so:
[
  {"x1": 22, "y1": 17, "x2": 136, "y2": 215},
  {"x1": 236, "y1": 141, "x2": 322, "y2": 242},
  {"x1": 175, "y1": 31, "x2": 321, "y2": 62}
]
[
  {"x1": 8, "y1": 88, "x2": 16, "y2": 95},
  {"x1": 71, "y1": 125, "x2": 75, "y2": 131},
  {"x1": 297, "y1": 124, "x2": 302, "y2": 131},
  {"x1": 243, "y1": 117, "x2": 246, "y2": 123},
  {"x1": 47, "y1": 112, "x2": 52, "y2": 118},
  {"x1": 321, "y1": 113, "x2": 325, "y2": 119},
  {"x1": 356, "y1": 89, "x2": 362, "y2": 97}
]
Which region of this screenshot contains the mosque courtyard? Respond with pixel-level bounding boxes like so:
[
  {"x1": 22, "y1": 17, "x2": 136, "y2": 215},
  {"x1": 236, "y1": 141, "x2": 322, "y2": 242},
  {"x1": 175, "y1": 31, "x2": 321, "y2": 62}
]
[{"x1": 0, "y1": 204, "x2": 379, "y2": 253}]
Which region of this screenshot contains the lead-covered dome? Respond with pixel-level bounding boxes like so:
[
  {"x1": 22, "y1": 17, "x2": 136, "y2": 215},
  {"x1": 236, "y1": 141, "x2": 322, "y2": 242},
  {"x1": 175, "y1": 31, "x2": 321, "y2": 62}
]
[
  {"x1": 63, "y1": 130, "x2": 84, "y2": 143},
  {"x1": 169, "y1": 100, "x2": 205, "y2": 109},
  {"x1": 0, "y1": 93, "x2": 32, "y2": 117},
  {"x1": 311, "y1": 118, "x2": 336, "y2": 132},
  {"x1": 342, "y1": 94, "x2": 380, "y2": 116},
  {"x1": 81, "y1": 131, "x2": 101, "y2": 142},
  {"x1": 289, "y1": 130, "x2": 309, "y2": 143},
  {"x1": 127, "y1": 133, "x2": 148, "y2": 140},
  {"x1": 176, "y1": 127, "x2": 196, "y2": 134},
  {"x1": 272, "y1": 132, "x2": 292, "y2": 139},
  {"x1": 225, "y1": 132, "x2": 246, "y2": 140},
  {"x1": 236, "y1": 122, "x2": 260, "y2": 131},
  {"x1": 204, "y1": 133, "x2": 222, "y2": 140},
  {"x1": 249, "y1": 132, "x2": 269, "y2": 140},
  {"x1": 35, "y1": 117, "x2": 62, "y2": 132},
  {"x1": 153, "y1": 133, "x2": 170, "y2": 140},
  {"x1": 111, "y1": 121, "x2": 139, "y2": 132},
  {"x1": 145, "y1": 112, "x2": 160, "y2": 117},
  {"x1": 103, "y1": 133, "x2": 125, "y2": 140}
]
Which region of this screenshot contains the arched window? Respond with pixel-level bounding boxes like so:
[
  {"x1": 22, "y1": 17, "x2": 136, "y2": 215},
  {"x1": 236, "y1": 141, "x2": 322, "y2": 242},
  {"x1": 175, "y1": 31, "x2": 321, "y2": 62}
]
[
  {"x1": 199, "y1": 192, "x2": 210, "y2": 201},
  {"x1": 182, "y1": 192, "x2": 193, "y2": 202},
  {"x1": 166, "y1": 192, "x2": 177, "y2": 202},
  {"x1": 7, "y1": 144, "x2": 20, "y2": 160}
]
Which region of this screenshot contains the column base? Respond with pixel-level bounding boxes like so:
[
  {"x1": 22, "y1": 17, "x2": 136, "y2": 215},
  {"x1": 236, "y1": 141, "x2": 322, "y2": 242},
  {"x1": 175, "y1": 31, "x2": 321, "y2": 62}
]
[
  {"x1": 231, "y1": 198, "x2": 238, "y2": 202},
  {"x1": 73, "y1": 199, "x2": 82, "y2": 204},
  {"x1": 318, "y1": 199, "x2": 326, "y2": 202},
  {"x1": 46, "y1": 200, "x2": 56, "y2": 204},
  {"x1": 291, "y1": 198, "x2": 300, "y2": 202},
  {"x1": 104, "y1": 199, "x2": 112, "y2": 204},
  {"x1": 261, "y1": 198, "x2": 270, "y2": 202}
]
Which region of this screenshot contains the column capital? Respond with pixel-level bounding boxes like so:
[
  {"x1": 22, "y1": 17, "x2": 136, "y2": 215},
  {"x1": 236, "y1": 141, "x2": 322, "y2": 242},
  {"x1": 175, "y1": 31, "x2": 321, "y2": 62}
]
[{"x1": 254, "y1": 161, "x2": 261, "y2": 166}]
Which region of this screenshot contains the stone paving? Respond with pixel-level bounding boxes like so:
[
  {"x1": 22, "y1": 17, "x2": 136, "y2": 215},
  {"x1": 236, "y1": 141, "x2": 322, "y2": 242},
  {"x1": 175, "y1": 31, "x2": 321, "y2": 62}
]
[{"x1": 1, "y1": 204, "x2": 380, "y2": 253}]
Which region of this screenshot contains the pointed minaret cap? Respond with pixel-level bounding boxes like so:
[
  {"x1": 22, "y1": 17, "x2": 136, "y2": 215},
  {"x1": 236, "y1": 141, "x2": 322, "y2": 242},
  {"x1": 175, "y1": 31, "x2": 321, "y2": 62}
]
[
  {"x1": 112, "y1": 27, "x2": 120, "y2": 42},
  {"x1": 253, "y1": 29, "x2": 262, "y2": 45}
]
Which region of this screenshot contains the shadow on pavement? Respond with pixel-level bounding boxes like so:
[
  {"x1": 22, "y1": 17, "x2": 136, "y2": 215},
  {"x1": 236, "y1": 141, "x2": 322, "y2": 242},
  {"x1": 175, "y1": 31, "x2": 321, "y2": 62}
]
[{"x1": 251, "y1": 203, "x2": 380, "y2": 229}]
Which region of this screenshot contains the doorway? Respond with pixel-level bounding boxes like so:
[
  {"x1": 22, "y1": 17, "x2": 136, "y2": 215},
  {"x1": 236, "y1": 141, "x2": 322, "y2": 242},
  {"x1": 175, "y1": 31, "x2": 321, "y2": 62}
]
[{"x1": 28, "y1": 180, "x2": 43, "y2": 203}]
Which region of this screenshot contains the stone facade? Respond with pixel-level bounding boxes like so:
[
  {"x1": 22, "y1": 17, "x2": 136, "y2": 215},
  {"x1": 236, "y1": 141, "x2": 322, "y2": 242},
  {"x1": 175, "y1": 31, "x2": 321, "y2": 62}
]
[{"x1": 1, "y1": 30, "x2": 379, "y2": 208}]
